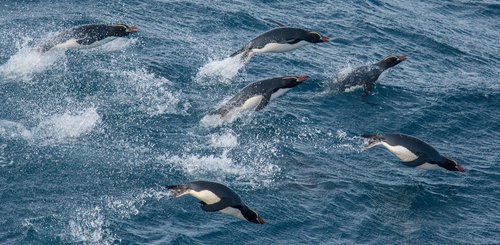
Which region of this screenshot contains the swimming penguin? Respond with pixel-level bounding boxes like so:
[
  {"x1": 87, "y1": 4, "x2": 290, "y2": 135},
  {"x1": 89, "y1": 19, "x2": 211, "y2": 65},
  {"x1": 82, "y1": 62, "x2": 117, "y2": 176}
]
[
  {"x1": 230, "y1": 27, "x2": 329, "y2": 59},
  {"x1": 362, "y1": 133, "x2": 465, "y2": 172},
  {"x1": 39, "y1": 24, "x2": 138, "y2": 52},
  {"x1": 166, "y1": 180, "x2": 265, "y2": 224},
  {"x1": 330, "y1": 55, "x2": 406, "y2": 96},
  {"x1": 213, "y1": 75, "x2": 307, "y2": 118}
]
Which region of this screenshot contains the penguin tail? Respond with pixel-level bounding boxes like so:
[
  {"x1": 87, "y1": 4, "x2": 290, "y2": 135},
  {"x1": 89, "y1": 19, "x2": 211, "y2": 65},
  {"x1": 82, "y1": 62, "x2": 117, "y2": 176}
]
[{"x1": 165, "y1": 185, "x2": 190, "y2": 197}]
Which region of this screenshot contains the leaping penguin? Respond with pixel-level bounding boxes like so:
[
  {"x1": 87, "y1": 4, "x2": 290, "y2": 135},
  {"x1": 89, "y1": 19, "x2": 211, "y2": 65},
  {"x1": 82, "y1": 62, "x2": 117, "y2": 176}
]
[
  {"x1": 362, "y1": 133, "x2": 465, "y2": 172},
  {"x1": 230, "y1": 27, "x2": 329, "y2": 59},
  {"x1": 330, "y1": 55, "x2": 406, "y2": 96},
  {"x1": 213, "y1": 75, "x2": 307, "y2": 118},
  {"x1": 166, "y1": 180, "x2": 265, "y2": 224},
  {"x1": 39, "y1": 24, "x2": 138, "y2": 52}
]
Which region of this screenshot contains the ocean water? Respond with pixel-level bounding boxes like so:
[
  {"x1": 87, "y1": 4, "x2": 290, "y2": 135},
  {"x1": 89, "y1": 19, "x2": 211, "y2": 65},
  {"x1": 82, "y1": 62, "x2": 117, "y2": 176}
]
[{"x1": 1, "y1": 0, "x2": 499, "y2": 244}]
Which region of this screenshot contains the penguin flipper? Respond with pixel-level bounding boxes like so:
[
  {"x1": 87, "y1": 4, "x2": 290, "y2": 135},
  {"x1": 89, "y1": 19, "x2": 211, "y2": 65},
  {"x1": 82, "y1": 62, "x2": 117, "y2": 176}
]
[
  {"x1": 255, "y1": 93, "x2": 271, "y2": 111},
  {"x1": 362, "y1": 83, "x2": 374, "y2": 96},
  {"x1": 200, "y1": 201, "x2": 228, "y2": 212}
]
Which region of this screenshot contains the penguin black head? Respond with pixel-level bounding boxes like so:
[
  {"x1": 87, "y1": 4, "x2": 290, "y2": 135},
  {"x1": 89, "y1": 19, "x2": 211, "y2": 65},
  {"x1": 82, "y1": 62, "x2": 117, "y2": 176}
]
[
  {"x1": 440, "y1": 158, "x2": 465, "y2": 172},
  {"x1": 110, "y1": 24, "x2": 138, "y2": 37},
  {"x1": 378, "y1": 55, "x2": 407, "y2": 69},
  {"x1": 281, "y1": 75, "x2": 308, "y2": 88},
  {"x1": 307, "y1": 32, "x2": 329, "y2": 43},
  {"x1": 241, "y1": 207, "x2": 265, "y2": 224}
]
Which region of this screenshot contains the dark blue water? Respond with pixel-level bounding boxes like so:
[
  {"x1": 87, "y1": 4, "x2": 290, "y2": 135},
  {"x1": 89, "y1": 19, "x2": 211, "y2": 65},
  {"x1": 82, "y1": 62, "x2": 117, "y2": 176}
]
[{"x1": 1, "y1": 0, "x2": 499, "y2": 244}]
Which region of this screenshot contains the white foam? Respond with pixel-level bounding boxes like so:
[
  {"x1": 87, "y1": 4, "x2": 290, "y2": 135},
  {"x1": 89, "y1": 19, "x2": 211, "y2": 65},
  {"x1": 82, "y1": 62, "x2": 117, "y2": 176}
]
[
  {"x1": 119, "y1": 69, "x2": 190, "y2": 116},
  {"x1": 32, "y1": 107, "x2": 100, "y2": 144},
  {"x1": 195, "y1": 54, "x2": 248, "y2": 84},
  {"x1": 69, "y1": 207, "x2": 118, "y2": 244}
]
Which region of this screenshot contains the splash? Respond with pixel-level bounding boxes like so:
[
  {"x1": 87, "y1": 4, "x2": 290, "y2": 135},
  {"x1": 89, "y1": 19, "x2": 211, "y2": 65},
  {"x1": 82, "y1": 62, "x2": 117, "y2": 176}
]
[
  {"x1": 194, "y1": 54, "x2": 248, "y2": 84},
  {"x1": 0, "y1": 120, "x2": 33, "y2": 140},
  {"x1": 209, "y1": 131, "x2": 238, "y2": 148},
  {"x1": 69, "y1": 207, "x2": 119, "y2": 244},
  {"x1": 0, "y1": 144, "x2": 13, "y2": 168},
  {"x1": 105, "y1": 187, "x2": 170, "y2": 218},
  {"x1": 32, "y1": 107, "x2": 101, "y2": 144},
  {"x1": 118, "y1": 69, "x2": 190, "y2": 116},
  {"x1": 200, "y1": 105, "x2": 254, "y2": 128},
  {"x1": 0, "y1": 37, "x2": 65, "y2": 82},
  {"x1": 160, "y1": 130, "x2": 280, "y2": 187}
]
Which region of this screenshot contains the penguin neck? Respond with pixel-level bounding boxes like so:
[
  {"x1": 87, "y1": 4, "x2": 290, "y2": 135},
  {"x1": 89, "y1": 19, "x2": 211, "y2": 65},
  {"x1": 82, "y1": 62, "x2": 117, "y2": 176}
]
[{"x1": 238, "y1": 205, "x2": 254, "y2": 220}]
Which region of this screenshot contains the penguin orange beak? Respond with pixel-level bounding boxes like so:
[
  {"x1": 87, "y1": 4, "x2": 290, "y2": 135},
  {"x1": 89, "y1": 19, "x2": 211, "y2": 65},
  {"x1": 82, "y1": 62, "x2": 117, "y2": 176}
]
[
  {"x1": 297, "y1": 75, "x2": 308, "y2": 82},
  {"x1": 127, "y1": 26, "x2": 138, "y2": 33},
  {"x1": 321, "y1": 35, "x2": 329, "y2": 42},
  {"x1": 457, "y1": 165, "x2": 465, "y2": 172},
  {"x1": 257, "y1": 217, "x2": 265, "y2": 224},
  {"x1": 398, "y1": 55, "x2": 407, "y2": 61}
]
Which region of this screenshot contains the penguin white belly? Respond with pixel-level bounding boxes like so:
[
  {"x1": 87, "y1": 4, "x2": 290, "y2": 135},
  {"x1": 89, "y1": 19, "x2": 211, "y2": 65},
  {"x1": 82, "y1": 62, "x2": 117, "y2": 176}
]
[
  {"x1": 55, "y1": 37, "x2": 117, "y2": 50},
  {"x1": 227, "y1": 95, "x2": 263, "y2": 116},
  {"x1": 270, "y1": 88, "x2": 290, "y2": 100},
  {"x1": 253, "y1": 41, "x2": 309, "y2": 53},
  {"x1": 54, "y1": 38, "x2": 80, "y2": 49},
  {"x1": 220, "y1": 207, "x2": 245, "y2": 220},
  {"x1": 188, "y1": 190, "x2": 221, "y2": 204},
  {"x1": 416, "y1": 163, "x2": 442, "y2": 170},
  {"x1": 84, "y1": 37, "x2": 118, "y2": 48},
  {"x1": 381, "y1": 142, "x2": 419, "y2": 162}
]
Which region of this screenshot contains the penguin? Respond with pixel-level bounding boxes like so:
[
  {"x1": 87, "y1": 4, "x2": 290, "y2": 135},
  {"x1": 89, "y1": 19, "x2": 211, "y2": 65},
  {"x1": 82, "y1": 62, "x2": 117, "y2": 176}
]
[
  {"x1": 362, "y1": 133, "x2": 465, "y2": 172},
  {"x1": 39, "y1": 24, "x2": 138, "y2": 52},
  {"x1": 213, "y1": 75, "x2": 307, "y2": 118},
  {"x1": 166, "y1": 180, "x2": 265, "y2": 224},
  {"x1": 230, "y1": 27, "x2": 329, "y2": 59},
  {"x1": 330, "y1": 55, "x2": 406, "y2": 96}
]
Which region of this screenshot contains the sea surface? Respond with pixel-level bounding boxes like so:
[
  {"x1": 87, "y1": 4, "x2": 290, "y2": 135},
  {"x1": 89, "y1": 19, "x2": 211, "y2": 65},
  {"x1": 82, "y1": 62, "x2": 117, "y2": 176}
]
[{"x1": 1, "y1": 0, "x2": 499, "y2": 244}]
